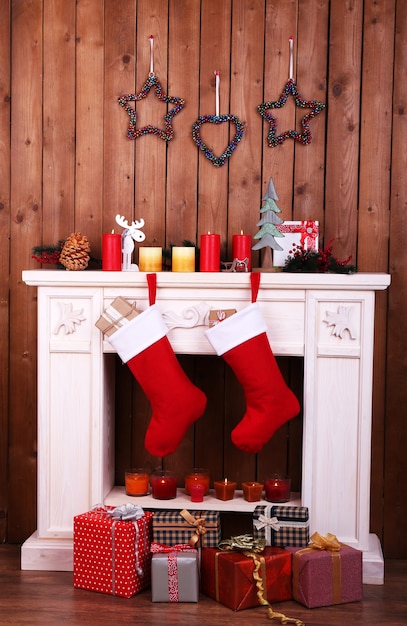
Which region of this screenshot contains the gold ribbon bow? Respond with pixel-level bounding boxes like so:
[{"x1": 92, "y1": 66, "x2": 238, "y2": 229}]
[
  {"x1": 217, "y1": 534, "x2": 305, "y2": 626},
  {"x1": 308, "y1": 531, "x2": 341, "y2": 551},
  {"x1": 180, "y1": 509, "x2": 207, "y2": 547}
]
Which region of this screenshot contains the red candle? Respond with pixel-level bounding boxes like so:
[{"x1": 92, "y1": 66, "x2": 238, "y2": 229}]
[
  {"x1": 185, "y1": 468, "x2": 210, "y2": 495},
  {"x1": 151, "y1": 470, "x2": 178, "y2": 500},
  {"x1": 264, "y1": 475, "x2": 291, "y2": 503},
  {"x1": 200, "y1": 233, "x2": 220, "y2": 272},
  {"x1": 190, "y1": 483, "x2": 205, "y2": 503},
  {"x1": 232, "y1": 231, "x2": 252, "y2": 271},
  {"x1": 102, "y1": 232, "x2": 122, "y2": 271}
]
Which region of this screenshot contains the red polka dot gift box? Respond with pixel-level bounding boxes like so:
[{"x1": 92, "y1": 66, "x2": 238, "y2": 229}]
[{"x1": 73, "y1": 504, "x2": 154, "y2": 598}]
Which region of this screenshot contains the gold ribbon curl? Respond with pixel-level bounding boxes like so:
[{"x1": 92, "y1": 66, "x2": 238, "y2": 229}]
[
  {"x1": 180, "y1": 509, "x2": 207, "y2": 547},
  {"x1": 218, "y1": 534, "x2": 305, "y2": 626}
]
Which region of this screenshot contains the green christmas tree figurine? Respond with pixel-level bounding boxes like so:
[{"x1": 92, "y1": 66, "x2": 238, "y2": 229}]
[{"x1": 252, "y1": 177, "x2": 285, "y2": 268}]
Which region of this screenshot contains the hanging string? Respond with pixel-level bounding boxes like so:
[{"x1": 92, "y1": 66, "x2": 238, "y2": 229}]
[
  {"x1": 149, "y1": 35, "x2": 154, "y2": 74},
  {"x1": 214, "y1": 70, "x2": 220, "y2": 116},
  {"x1": 289, "y1": 36, "x2": 294, "y2": 80}
]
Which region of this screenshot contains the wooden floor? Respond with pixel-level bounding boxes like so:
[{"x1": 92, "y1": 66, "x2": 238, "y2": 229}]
[{"x1": 1, "y1": 545, "x2": 406, "y2": 625}]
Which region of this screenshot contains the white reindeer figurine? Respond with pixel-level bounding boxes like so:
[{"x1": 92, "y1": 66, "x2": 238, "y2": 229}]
[{"x1": 115, "y1": 214, "x2": 146, "y2": 271}]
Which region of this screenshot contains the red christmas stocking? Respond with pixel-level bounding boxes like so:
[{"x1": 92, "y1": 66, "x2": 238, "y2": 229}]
[
  {"x1": 109, "y1": 274, "x2": 207, "y2": 457},
  {"x1": 205, "y1": 273, "x2": 300, "y2": 453}
]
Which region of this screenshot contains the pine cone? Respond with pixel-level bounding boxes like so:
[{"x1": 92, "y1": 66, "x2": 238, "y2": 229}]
[{"x1": 59, "y1": 232, "x2": 91, "y2": 271}]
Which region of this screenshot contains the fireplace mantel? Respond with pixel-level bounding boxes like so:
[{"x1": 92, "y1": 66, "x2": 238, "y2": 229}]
[{"x1": 21, "y1": 270, "x2": 390, "y2": 583}]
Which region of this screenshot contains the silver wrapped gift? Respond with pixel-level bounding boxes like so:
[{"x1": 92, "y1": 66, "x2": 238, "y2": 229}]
[{"x1": 151, "y1": 544, "x2": 199, "y2": 603}]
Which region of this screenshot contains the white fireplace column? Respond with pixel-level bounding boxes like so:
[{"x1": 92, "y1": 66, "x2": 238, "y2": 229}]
[{"x1": 21, "y1": 270, "x2": 390, "y2": 583}]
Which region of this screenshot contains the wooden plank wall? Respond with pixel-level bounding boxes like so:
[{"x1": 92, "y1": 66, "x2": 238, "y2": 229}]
[{"x1": 0, "y1": 0, "x2": 405, "y2": 559}]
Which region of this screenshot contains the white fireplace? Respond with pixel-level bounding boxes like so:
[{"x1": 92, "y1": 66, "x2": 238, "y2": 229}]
[{"x1": 21, "y1": 270, "x2": 390, "y2": 583}]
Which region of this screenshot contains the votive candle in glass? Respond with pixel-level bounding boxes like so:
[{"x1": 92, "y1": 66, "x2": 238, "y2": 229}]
[
  {"x1": 185, "y1": 468, "x2": 210, "y2": 496},
  {"x1": 242, "y1": 481, "x2": 264, "y2": 502},
  {"x1": 102, "y1": 232, "x2": 122, "y2": 271},
  {"x1": 172, "y1": 246, "x2": 195, "y2": 272},
  {"x1": 138, "y1": 247, "x2": 163, "y2": 272},
  {"x1": 264, "y1": 474, "x2": 291, "y2": 503},
  {"x1": 232, "y1": 231, "x2": 252, "y2": 271},
  {"x1": 214, "y1": 478, "x2": 237, "y2": 501},
  {"x1": 199, "y1": 233, "x2": 220, "y2": 272},
  {"x1": 151, "y1": 469, "x2": 178, "y2": 500},
  {"x1": 124, "y1": 468, "x2": 150, "y2": 496}
]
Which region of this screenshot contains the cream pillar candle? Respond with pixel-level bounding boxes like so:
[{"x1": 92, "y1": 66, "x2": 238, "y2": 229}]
[
  {"x1": 138, "y1": 247, "x2": 162, "y2": 272},
  {"x1": 172, "y1": 247, "x2": 195, "y2": 272}
]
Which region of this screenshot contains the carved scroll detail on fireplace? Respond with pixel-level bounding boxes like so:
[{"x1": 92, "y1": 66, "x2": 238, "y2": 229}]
[
  {"x1": 162, "y1": 302, "x2": 211, "y2": 330},
  {"x1": 323, "y1": 305, "x2": 357, "y2": 339},
  {"x1": 53, "y1": 301, "x2": 86, "y2": 335}
]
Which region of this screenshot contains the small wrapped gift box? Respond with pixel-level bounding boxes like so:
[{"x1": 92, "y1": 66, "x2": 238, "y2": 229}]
[
  {"x1": 151, "y1": 543, "x2": 199, "y2": 602},
  {"x1": 273, "y1": 220, "x2": 319, "y2": 267},
  {"x1": 73, "y1": 505, "x2": 153, "y2": 598},
  {"x1": 95, "y1": 296, "x2": 140, "y2": 336},
  {"x1": 209, "y1": 309, "x2": 237, "y2": 327},
  {"x1": 150, "y1": 508, "x2": 221, "y2": 548},
  {"x1": 201, "y1": 545, "x2": 292, "y2": 611},
  {"x1": 287, "y1": 532, "x2": 363, "y2": 608},
  {"x1": 253, "y1": 504, "x2": 309, "y2": 547}
]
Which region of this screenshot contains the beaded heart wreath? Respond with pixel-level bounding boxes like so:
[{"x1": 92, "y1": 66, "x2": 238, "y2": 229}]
[
  {"x1": 118, "y1": 74, "x2": 185, "y2": 142},
  {"x1": 257, "y1": 78, "x2": 325, "y2": 146},
  {"x1": 192, "y1": 114, "x2": 245, "y2": 167}
]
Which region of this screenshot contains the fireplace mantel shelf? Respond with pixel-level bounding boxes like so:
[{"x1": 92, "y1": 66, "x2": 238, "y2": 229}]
[{"x1": 21, "y1": 270, "x2": 390, "y2": 584}]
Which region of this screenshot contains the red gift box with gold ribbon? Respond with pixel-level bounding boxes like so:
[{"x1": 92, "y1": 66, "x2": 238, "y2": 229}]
[
  {"x1": 201, "y1": 545, "x2": 292, "y2": 611},
  {"x1": 287, "y1": 532, "x2": 363, "y2": 608}
]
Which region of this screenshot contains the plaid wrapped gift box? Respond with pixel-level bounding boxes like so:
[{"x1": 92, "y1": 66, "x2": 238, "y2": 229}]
[
  {"x1": 150, "y1": 509, "x2": 221, "y2": 548},
  {"x1": 151, "y1": 543, "x2": 199, "y2": 602},
  {"x1": 73, "y1": 505, "x2": 153, "y2": 598},
  {"x1": 287, "y1": 532, "x2": 363, "y2": 608},
  {"x1": 253, "y1": 505, "x2": 309, "y2": 547},
  {"x1": 201, "y1": 545, "x2": 292, "y2": 611}
]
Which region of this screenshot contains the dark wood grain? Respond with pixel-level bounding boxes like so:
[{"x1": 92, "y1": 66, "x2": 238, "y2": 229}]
[{"x1": 0, "y1": 545, "x2": 406, "y2": 626}]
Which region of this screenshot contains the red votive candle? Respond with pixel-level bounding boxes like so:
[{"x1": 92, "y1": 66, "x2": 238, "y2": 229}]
[
  {"x1": 200, "y1": 233, "x2": 221, "y2": 272},
  {"x1": 185, "y1": 468, "x2": 210, "y2": 496},
  {"x1": 151, "y1": 470, "x2": 178, "y2": 500},
  {"x1": 214, "y1": 478, "x2": 237, "y2": 501},
  {"x1": 232, "y1": 231, "x2": 252, "y2": 271},
  {"x1": 102, "y1": 232, "x2": 122, "y2": 271},
  {"x1": 264, "y1": 475, "x2": 291, "y2": 503},
  {"x1": 190, "y1": 483, "x2": 205, "y2": 503}
]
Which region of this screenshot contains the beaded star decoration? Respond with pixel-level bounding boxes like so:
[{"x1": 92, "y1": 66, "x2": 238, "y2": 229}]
[
  {"x1": 118, "y1": 75, "x2": 185, "y2": 142},
  {"x1": 258, "y1": 36, "x2": 325, "y2": 146},
  {"x1": 118, "y1": 36, "x2": 185, "y2": 142},
  {"x1": 257, "y1": 78, "x2": 325, "y2": 146}
]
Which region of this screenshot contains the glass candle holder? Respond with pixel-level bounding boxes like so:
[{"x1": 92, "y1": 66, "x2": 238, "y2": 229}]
[
  {"x1": 125, "y1": 468, "x2": 150, "y2": 496},
  {"x1": 151, "y1": 469, "x2": 178, "y2": 500},
  {"x1": 214, "y1": 479, "x2": 237, "y2": 501},
  {"x1": 184, "y1": 468, "x2": 210, "y2": 496},
  {"x1": 242, "y1": 481, "x2": 264, "y2": 502},
  {"x1": 264, "y1": 474, "x2": 291, "y2": 503}
]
